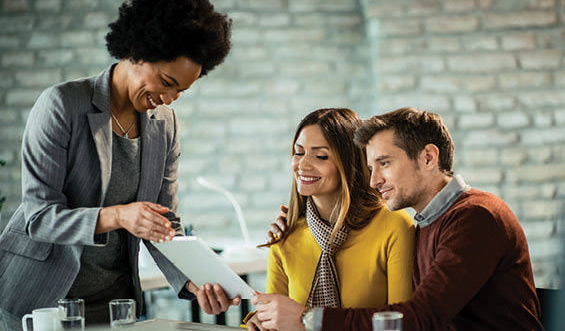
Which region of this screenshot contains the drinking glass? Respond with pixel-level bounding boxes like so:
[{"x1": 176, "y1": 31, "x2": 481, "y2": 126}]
[
  {"x1": 109, "y1": 299, "x2": 136, "y2": 329},
  {"x1": 57, "y1": 299, "x2": 85, "y2": 331},
  {"x1": 372, "y1": 311, "x2": 403, "y2": 331}
]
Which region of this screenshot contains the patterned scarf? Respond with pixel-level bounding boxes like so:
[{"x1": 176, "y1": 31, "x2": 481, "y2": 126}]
[{"x1": 305, "y1": 198, "x2": 350, "y2": 308}]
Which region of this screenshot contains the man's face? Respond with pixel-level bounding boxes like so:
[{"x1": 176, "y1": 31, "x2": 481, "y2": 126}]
[{"x1": 366, "y1": 129, "x2": 427, "y2": 212}]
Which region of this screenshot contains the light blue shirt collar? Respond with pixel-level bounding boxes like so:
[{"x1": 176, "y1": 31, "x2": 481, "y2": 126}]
[{"x1": 413, "y1": 175, "x2": 471, "y2": 228}]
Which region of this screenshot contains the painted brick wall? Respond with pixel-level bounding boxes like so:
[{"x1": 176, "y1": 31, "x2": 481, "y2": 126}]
[
  {"x1": 1, "y1": 0, "x2": 564, "y2": 288},
  {"x1": 361, "y1": 0, "x2": 565, "y2": 287}
]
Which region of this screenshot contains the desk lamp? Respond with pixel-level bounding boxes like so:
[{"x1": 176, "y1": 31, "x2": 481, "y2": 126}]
[{"x1": 196, "y1": 176, "x2": 263, "y2": 261}]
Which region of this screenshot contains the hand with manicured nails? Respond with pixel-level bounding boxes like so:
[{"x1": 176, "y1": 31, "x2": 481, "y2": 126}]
[
  {"x1": 252, "y1": 293, "x2": 306, "y2": 331},
  {"x1": 97, "y1": 201, "x2": 176, "y2": 242},
  {"x1": 266, "y1": 205, "x2": 288, "y2": 244}
]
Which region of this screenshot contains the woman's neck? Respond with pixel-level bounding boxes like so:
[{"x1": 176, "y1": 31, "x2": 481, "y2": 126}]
[
  {"x1": 311, "y1": 195, "x2": 339, "y2": 223},
  {"x1": 110, "y1": 61, "x2": 135, "y2": 115}
]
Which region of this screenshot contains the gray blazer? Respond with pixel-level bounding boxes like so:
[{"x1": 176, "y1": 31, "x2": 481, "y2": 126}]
[{"x1": 0, "y1": 66, "x2": 193, "y2": 317}]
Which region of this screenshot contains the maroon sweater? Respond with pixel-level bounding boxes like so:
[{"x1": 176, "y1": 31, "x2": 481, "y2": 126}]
[{"x1": 322, "y1": 189, "x2": 543, "y2": 331}]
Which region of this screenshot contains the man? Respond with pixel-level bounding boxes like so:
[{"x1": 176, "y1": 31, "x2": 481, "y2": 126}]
[{"x1": 254, "y1": 107, "x2": 542, "y2": 331}]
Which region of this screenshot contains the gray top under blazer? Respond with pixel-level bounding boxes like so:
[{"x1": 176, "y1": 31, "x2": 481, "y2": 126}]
[{"x1": 0, "y1": 65, "x2": 193, "y2": 317}]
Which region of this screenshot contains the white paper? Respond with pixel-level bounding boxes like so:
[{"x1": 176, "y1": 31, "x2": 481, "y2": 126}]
[{"x1": 153, "y1": 236, "x2": 255, "y2": 299}]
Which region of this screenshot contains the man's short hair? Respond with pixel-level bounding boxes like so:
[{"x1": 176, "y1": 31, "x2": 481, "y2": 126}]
[{"x1": 354, "y1": 107, "x2": 454, "y2": 176}]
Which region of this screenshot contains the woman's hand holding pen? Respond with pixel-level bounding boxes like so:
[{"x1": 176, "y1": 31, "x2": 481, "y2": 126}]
[
  {"x1": 252, "y1": 292, "x2": 306, "y2": 331},
  {"x1": 97, "y1": 201, "x2": 176, "y2": 242}
]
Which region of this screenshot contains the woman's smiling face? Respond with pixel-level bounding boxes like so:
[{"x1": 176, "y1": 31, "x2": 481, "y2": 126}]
[
  {"x1": 127, "y1": 56, "x2": 202, "y2": 112},
  {"x1": 291, "y1": 125, "x2": 340, "y2": 206}
]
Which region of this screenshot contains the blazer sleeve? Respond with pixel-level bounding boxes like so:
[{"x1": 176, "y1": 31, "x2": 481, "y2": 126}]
[{"x1": 20, "y1": 84, "x2": 101, "y2": 246}]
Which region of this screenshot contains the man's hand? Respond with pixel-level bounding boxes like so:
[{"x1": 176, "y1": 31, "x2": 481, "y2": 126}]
[
  {"x1": 187, "y1": 281, "x2": 241, "y2": 315},
  {"x1": 266, "y1": 205, "x2": 288, "y2": 244},
  {"x1": 252, "y1": 293, "x2": 306, "y2": 331}
]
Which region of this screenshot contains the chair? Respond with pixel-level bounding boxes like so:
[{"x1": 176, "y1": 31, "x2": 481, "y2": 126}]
[{"x1": 536, "y1": 287, "x2": 562, "y2": 331}]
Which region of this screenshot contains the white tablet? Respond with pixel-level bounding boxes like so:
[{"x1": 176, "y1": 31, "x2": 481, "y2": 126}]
[{"x1": 153, "y1": 236, "x2": 255, "y2": 299}]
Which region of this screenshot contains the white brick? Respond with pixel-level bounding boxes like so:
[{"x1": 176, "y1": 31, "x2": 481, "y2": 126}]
[
  {"x1": 521, "y1": 128, "x2": 565, "y2": 146},
  {"x1": 1, "y1": 52, "x2": 34, "y2": 67},
  {"x1": 34, "y1": 0, "x2": 61, "y2": 11},
  {"x1": 28, "y1": 32, "x2": 60, "y2": 48},
  {"x1": 462, "y1": 36, "x2": 499, "y2": 51},
  {"x1": 458, "y1": 167, "x2": 503, "y2": 184},
  {"x1": 499, "y1": 72, "x2": 552, "y2": 89},
  {"x1": 3, "y1": 0, "x2": 30, "y2": 11},
  {"x1": 426, "y1": 16, "x2": 479, "y2": 33},
  {"x1": 37, "y1": 50, "x2": 74, "y2": 66},
  {"x1": 262, "y1": 29, "x2": 325, "y2": 43},
  {"x1": 523, "y1": 201, "x2": 563, "y2": 219},
  {"x1": 381, "y1": 38, "x2": 426, "y2": 56},
  {"x1": 458, "y1": 113, "x2": 495, "y2": 129},
  {"x1": 461, "y1": 148, "x2": 498, "y2": 165},
  {"x1": 501, "y1": 33, "x2": 537, "y2": 51},
  {"x1": 497, "y1": 112, "x2": 531, "y2": 129},
  {"x1": 508, "y1": 164, "x2": 565, "y2": 182},
  {"x1": 84, "y1": 12, "x2": 110, "y2": 28},
  {"x1": 37, "y1": 15, "x2": 72, "y2": 30},
  {"x1": 15, "y1": 70, "x2": 62, "y2": 87},
  {"x1": 447, "y1": 53, "x2": 516, "y2": 73},
  {"x1": 379, "y1": 75, "x2": 417, "y2": 93},
  {"x1": 0, "y1": 15, "x2": 34, "y2": 32},
  {"x1": 444, "y1": 0, "x2": 476, "y2": 12},
  {"x1": 454, "y1": 95, "x2": 477, "y2": 112},
  {"x1": 555, "y1": 110, "x2": 565, "y2": 126},
  {"x1": 519, "y1": 50, "x2": 562, "y2": 70},
  {"x1": 378, "y1": 93, "x2": 450, "y2": 113},
  {"x1": 477, "y1": 94, "x2": 516, "y2": 111},
  {"x1": 0, "y1": 35, "x2": 20, "y2": 48},
  {"x1": 258, "y1": 14, "x2": 291, "y2": 27},
  {"x1": 518, "y1": 91, "x2": 565, "y2": 108},
  {"x1": 5, "y1": 88, "x2": 42, "y2": 106},
  {"x1": 462, "y1": 129, "x2": 519, "y2": 147},
  {"x1": 380, "y1": 19, "x2": 422, "y2": 36},
  {"x1": 501, "y1": 149, "x2": 528, "y2": 166},
  {"x1": 484, "y1": 11, "x2": 557, "y2": 29},
  {"x1": 379, "y1": 56, "x2": 444, "y2": 74},
  {"x1": 533, "y1": 112, "x2": 553, "y2": 127},
  {"x1": 229, "y1": 118, "x2": 290, "y2": 136},
  {"x1": 427, "y1": 37, "x2": 461, "y2": 52}
]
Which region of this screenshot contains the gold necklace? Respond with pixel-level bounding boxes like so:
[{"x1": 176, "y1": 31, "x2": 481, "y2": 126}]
[{"x1": 111, "y1": 112, "x2": 135, "y2": 138}]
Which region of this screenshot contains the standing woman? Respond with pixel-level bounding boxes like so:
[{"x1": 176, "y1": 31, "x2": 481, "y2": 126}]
[
  {"x1": 0, "y1": 0, "x2": 236, "y2": 324},
  {"x1": 246, "y1": 108, "x2": 415, "y2": 330}
]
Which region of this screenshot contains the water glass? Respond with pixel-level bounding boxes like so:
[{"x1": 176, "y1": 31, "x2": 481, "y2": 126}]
[
  {"x1": 372, "y1": 311, "x2": 403, "y2": 331},
  {"x1": 109, "y1": 299, "x2": 136, "y2": 328},
  {"x1": 57, "y1": 299, "x2": 85, "y2": 331}
]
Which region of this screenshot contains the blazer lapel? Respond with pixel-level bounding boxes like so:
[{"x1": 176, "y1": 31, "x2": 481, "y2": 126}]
[
  {"x1": 88, "y1": 67, "x2": 114, "y2": 206},
  {"x1": 137, "y1": 110, "x2": 166, "y2": 202}
]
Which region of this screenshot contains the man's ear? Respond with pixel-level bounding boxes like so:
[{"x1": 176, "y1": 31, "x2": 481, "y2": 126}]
[{"x1": 420, "y1": 144, "x2": 440, "y2": 170}]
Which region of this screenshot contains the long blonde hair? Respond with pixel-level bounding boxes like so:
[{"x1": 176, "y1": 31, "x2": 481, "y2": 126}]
[{"x1": 263, "y1": 108, "x2": 384, "y2": 246}]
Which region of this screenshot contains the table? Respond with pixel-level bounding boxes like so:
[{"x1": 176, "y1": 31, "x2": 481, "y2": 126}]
[
  {"x1": 139, "y1": 244, "x2": 267, "y2": 325},
  {"x1": 87, "y1": 318, "x2": 242, "y2": 330}
]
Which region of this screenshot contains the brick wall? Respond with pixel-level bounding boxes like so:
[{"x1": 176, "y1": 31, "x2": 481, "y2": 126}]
[
  {"x1": 0, "y1": 0, "x2": 564, "y2": 287},
  {"x1": 361, "y1": 0, "x2": 565, "y2": 287}
]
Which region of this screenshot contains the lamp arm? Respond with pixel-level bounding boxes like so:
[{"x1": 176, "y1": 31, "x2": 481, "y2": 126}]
[{"x1": 196, "y1": 177, "x2": 251, "y2": 245}]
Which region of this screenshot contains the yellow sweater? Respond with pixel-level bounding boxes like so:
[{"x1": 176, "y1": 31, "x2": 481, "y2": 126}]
[{"x1": 266, "y1": 207, "x2": 415, "y2": 308}]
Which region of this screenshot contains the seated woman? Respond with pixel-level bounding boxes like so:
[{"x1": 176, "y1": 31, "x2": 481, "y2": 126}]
[{"x1": 246, "y1": 108, "x2": 415, "y2": 330}]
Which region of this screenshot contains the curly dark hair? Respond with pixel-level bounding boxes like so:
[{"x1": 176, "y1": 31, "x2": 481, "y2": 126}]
[{"x1": 105, "y1": 0, "x2": 232, "y2": 76}]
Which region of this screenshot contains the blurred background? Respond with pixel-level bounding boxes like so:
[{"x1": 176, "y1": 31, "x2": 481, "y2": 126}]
[{"x1": 1, "y1": 0, "x2": 564, "y2": 325}]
